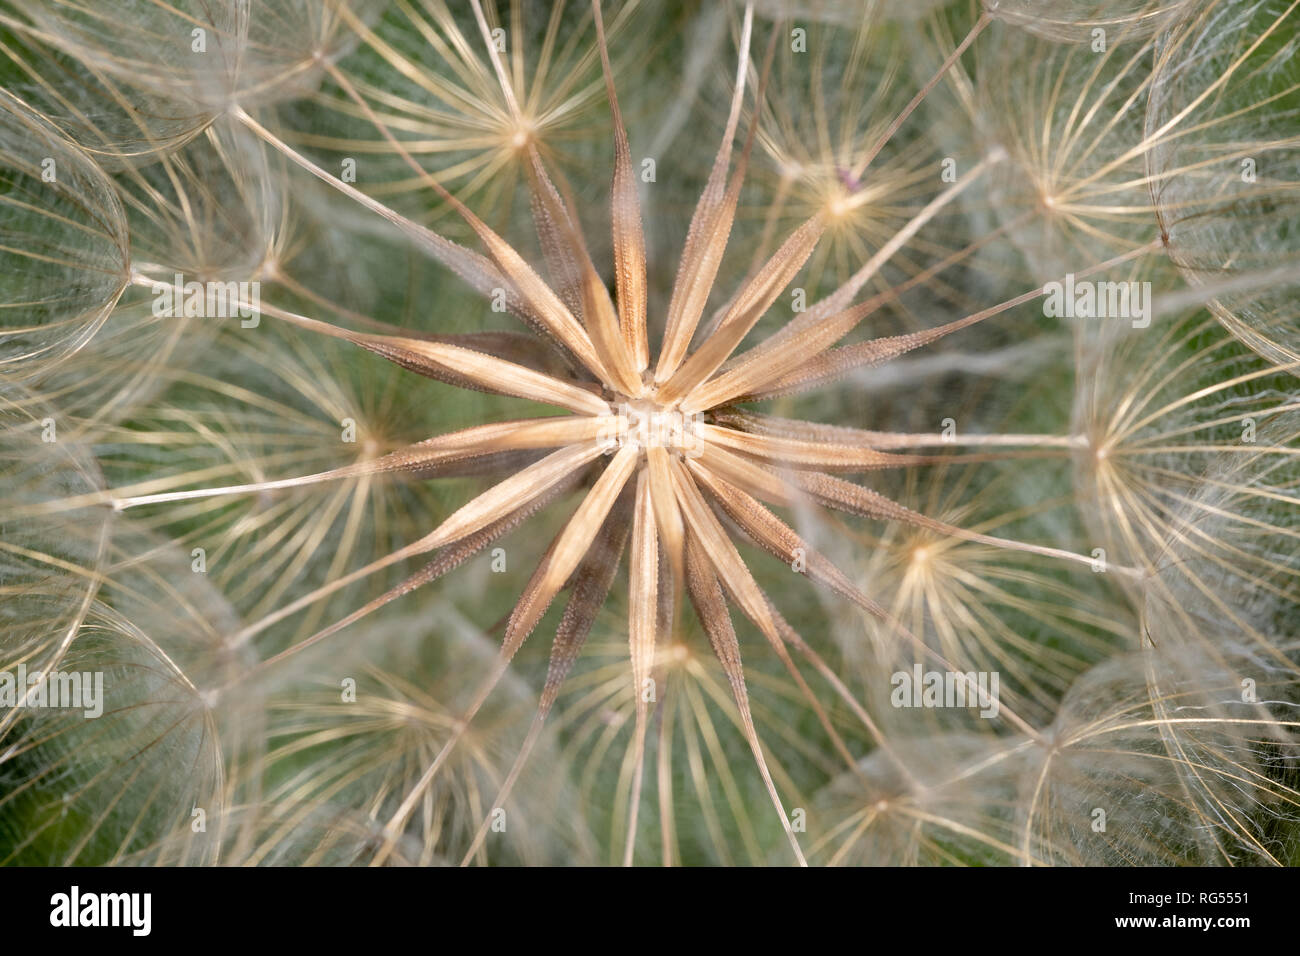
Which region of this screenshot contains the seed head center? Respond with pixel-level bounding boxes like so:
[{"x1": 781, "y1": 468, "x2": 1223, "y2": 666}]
[{"x1": 612, "y1": 398, "x2": 702, "y2": 456}]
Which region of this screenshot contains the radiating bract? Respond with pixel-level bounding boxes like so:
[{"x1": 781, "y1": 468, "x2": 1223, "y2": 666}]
[
  {"x1": 93, "y1": 317, "x2": 474, "y2": 655},
  {"x1": 224, "y1": 611, "x2": 592, "y2": 866}
]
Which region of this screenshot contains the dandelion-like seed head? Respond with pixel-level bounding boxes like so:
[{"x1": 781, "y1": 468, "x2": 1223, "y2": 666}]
[{"x1": 3, "y1": 0, "x2": 1300, "y2": 869}]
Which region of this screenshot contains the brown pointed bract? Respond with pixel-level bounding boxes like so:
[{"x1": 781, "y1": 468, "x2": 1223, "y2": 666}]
[{"x1": 108, "y1": 1, "x2": 1144, "y2": 867}]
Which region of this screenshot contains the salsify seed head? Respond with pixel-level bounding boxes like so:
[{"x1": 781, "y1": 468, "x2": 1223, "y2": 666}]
[{"x1": 2, "y1": 0, "x2": 1300, "y2": 868}]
